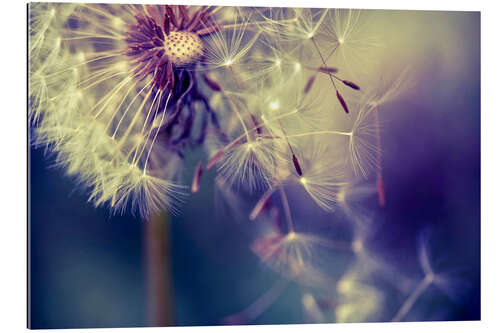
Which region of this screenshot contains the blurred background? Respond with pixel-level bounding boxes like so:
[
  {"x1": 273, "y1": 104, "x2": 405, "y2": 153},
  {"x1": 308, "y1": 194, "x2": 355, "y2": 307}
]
[{"x1": 28, "y1": 8, "x2": 480, "y2": 328}]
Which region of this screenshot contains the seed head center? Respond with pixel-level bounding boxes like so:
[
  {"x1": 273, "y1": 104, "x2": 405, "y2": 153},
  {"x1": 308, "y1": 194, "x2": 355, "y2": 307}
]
[{"x1": 164, "y1": 31, "x2": 204, "y2": 66}]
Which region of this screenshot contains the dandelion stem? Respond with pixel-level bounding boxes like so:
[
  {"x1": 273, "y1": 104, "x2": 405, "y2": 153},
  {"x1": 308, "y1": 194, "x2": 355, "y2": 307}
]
[
  {"x1": 250, "y1": 187, "x2": 276, "y2": 220},
  {"x1": 144, "y1": 211, "x2": 175, "y2": 326},
  {"x1": 310, "y1": 37, "x2": 337, "y2": 91},
  {"x1": 391, "y1": 275, "x2": 433, "y2": 322},
  {"x1": 325, "y1": 43, "x2": 340, "y2": 62},
  {"x1": 279, "y1": 186, "x2": 294, "y2": 233}
]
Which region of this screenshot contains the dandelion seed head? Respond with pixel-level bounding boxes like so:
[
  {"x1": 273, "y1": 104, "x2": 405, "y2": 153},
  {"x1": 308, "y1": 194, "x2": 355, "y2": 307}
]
[
  {"x1": 163, "y1": 31, "x2": 204, "y2": 66},
  {"x1": 30, "y1": 4, "x2": 386, "y2": 222}
]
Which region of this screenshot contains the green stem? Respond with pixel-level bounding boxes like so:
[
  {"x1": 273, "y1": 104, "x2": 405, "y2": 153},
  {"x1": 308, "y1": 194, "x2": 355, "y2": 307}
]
[{"x1": 144, "y1": 211, "x2": 175, "y2": 326}]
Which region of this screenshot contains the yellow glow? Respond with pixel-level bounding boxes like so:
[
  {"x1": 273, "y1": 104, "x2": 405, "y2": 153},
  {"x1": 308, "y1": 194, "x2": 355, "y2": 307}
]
[
  {"x1": 224, "y1": 59, "x2": 233, "y2": 66},
  {"x1": 76, "y1": 52, "x2": 85, "y2": 62},
  {"x1": 337, "y1": 190, "x2": 346, "y2": 203},
  {"x1": 294, "y1": 62, "x2": 301, "y2": 71},
  {"x1": 302, "y1": 294, "x2": 315, "y2": 308},
  {"x1": 337, "y1": 278, "x2": 353, "y2": 293},
  {"x1": 300, "y1": 177, "x2": 308, "y2": 185},
  {"x1": 76, "y1": 89, "x2": 83, "y2": 99},
  {"x1": 352, "y1": 240, "x2": 363, "y2": 253},
  {"x1": 269, "y1": 101, "x2": 279, "y2": 110},
  {"x1": 114, "y1": 61, "x2": 128, "y2": 72},
  {"x1": 112, "y1": 17, "x2": 124, "y2": 29}
]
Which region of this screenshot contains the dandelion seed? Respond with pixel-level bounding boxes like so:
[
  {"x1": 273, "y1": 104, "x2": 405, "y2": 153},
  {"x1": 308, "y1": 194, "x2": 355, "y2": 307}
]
[
  {"x1": 249, "y1": 187, "x2": 275, "y2": 220},
  {"x1": 342, "y1": 80, "x2": 361, "y2": 90},
  {"x1": 292, "y1": 154, "x2": 303, "y2": 176},
  {"x1": 321, "y1": 9, "x2": 382, "y2": 80},
  {"x1": 392, "y1": 230, "x2": 470, "y2": 322},
  {"x1": 336, "y1": 90, "x2": 349, "y2": 114},
  {"x1": 252, "y1": 228, "x2": 351, "y2": 286},
  {"x1": 348, "y1": 103, "x2": 382, "y2": 178},
  {"x1": 303, "y1": 75, "x2": 317, "y2": 93},
  {"x1": 317, "y1": 66, "x2": 338, "y2": 74}
]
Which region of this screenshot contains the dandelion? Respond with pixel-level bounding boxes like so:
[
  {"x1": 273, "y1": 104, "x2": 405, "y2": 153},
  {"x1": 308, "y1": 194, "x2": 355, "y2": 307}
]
[
  {"x1": 29, "y1": 4, "x2": 277, "y2": 216},
  {"x1": 28, "y1": 4, "x2": 463, "y2": 326}
]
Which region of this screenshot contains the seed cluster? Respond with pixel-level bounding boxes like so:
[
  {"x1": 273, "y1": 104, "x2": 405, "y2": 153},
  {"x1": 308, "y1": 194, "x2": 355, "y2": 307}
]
[
  {"x1": 164, "y1": 31, "x2": 204, "y2": 66},
  {"x1": 124, "y1": 5, "x2": 218, "y2": 91}
]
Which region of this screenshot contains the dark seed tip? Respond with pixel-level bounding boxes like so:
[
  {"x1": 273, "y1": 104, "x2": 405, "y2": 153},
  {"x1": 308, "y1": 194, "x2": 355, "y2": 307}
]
[
  {"x1": 343, "y1": 80, "x2": 360, "y2": 90},
  {"x1": 336, "y1": 91, "x2": 349, "y2": 114},
  {"x1": 292, "y1": 154, "x2": 303, "y2": 176}
]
